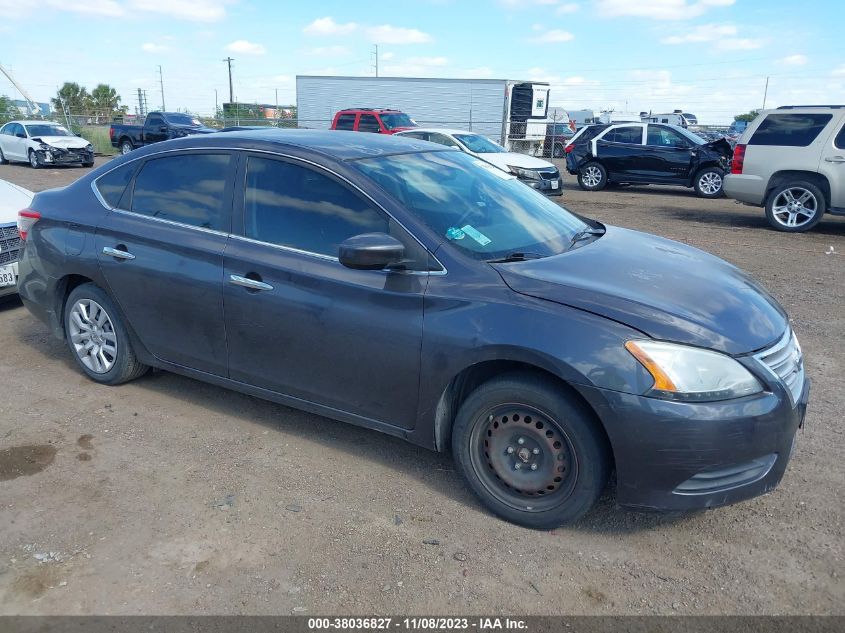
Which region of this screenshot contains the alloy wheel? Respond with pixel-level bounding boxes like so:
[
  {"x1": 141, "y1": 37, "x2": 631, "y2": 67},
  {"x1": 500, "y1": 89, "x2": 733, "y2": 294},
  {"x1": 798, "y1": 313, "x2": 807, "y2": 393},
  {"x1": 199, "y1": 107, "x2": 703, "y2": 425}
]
[
  {"x1": 469, "y1": 404, "x2": 578, "y2": 512},
  {"x1": 771, "y1": 187, "x2": 818, "y2": 228},
  {"x1": 581, "y1": 166, "x2": 602, "y2": 188},
  {"x1": 121, "y1": 142, "x2": 132, "y2": 155},
  {"x1": 68, "y1": 299, "x2": 118, "y2": 374},
  {"x1": 698, "y1": 171, "x2": 723, "y2": 196},
  {"x1": 29, "y1": 151, "x2": 39, "y2": 168}
]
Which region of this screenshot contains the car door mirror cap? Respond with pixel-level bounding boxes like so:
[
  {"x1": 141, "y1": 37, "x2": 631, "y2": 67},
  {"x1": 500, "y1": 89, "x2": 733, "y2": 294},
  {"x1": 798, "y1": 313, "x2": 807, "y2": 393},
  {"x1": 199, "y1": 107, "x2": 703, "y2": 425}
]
[{"x1": 339, "y1": 233, "x2": 405, "y2": 271}]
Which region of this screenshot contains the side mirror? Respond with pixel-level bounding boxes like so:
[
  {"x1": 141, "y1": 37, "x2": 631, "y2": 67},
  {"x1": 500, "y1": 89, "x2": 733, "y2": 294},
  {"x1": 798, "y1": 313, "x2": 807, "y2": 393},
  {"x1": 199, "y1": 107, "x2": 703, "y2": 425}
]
[{"x1": 339, "y1": 233, "x2": 405, "y2": 271}]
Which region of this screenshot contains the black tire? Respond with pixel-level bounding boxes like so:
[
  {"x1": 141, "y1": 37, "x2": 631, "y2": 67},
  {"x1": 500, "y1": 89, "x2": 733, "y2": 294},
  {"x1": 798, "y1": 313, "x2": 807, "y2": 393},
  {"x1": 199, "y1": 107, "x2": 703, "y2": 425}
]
[
  {"x1": 0, "y1": 147, "x2": 7, "y2": 165},
  {"x1": 577, "y1": 162, "x2": 607, "y2": 191},
  {"x1": 451, "y1": 372, "x2": 611, "y2": 529},
  {"x1": 764, "y1": 181, "x2": 825, "y2": 233},
  {"x1": 64, "y1": 283, "x2": 149, "y2": 385},
  {"x1": 693, "y1": 166, "x2": 725, "y2": 199},
  {"x1": 28, "y1": 150, "x2": 41, "y2": 169},
  {"x1": 120, "y1": 139, "x2": 134, "y2": 155}
]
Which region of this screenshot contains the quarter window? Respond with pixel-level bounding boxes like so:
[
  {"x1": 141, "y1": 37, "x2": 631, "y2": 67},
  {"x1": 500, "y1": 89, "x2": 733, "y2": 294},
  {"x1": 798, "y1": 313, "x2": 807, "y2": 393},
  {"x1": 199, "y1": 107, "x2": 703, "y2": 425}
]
[
  {"x1": 749, "y1": 114, "x2": 833, "y2": 147},
  {"x1": 358, "y1": 114, "x2": 381, "y2": 133},
  {"x1": 335, "y1": 114, "x2": 356, "y2": 131},
  {"x1": 95, "y1": 163, "x2": 137, "y2": 208},
  {"x1": 130, "y1": 153, "x2": 231, "y2": 231},
  {"x1": 834, "y1": 123, "x2": 845, "y2": 150},
  {"x1": 243, "y1": 156, "x2": 389, "y2": 257}
]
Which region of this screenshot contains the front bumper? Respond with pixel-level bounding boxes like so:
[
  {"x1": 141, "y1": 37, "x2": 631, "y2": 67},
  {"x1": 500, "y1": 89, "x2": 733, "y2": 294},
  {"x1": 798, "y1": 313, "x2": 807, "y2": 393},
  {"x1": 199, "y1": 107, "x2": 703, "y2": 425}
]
[
  {"x1": 576, "y1": 377, "x2": 809, "y2": 512},
  {"x1": 522, "y1": 175, "x2": 563, "y2": 197},
  {"x1": 37, "y1": 147, "x2": 94, "y2": 165}
]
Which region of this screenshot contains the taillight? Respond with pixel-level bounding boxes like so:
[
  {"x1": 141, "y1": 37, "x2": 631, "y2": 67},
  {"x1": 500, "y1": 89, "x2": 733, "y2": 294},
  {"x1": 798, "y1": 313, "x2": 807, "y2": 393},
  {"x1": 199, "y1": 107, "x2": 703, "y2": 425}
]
[
  {"x1": 731, "y1": 144, "x2": 746, "y2": 174},
  {"x1": 109, "y1": 127, "x2": 114, "y2": 141},
  {"x1": 18, "y1": 209, "x2": 40, "y2": 241},
  {"x1": 564, "y1": 143, "x2": 575, "y2": 154}
]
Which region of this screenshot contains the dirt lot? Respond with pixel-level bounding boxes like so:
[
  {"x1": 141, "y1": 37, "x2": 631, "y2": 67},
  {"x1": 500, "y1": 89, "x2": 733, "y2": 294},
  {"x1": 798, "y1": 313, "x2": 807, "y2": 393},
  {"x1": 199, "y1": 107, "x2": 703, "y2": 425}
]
[{"x1": 0, "y1": 158, "x2": 843, "y2": 615}]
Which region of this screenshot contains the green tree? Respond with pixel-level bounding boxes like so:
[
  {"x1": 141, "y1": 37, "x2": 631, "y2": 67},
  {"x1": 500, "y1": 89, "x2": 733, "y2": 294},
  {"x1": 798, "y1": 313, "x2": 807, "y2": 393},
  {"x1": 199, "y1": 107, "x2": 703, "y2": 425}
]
[
  {"x1": 0, "y1": 95, "x2": 14, "y2": 124},
  {"x1": 52, "y1": 82, "x2": 91, "y2": 119},
  {"x1": 734, "y1": 110, "x2": 760, "y2": 123},
  {"x1": 89, "y1": 84, "x2": 122, "y2": 123}
]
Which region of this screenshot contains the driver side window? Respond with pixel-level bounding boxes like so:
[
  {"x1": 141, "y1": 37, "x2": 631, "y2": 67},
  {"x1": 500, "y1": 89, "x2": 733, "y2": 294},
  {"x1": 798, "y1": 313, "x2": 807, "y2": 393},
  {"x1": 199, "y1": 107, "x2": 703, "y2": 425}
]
[{"x1": 647, "y1": 126, "x2": 688, "y2": 148}]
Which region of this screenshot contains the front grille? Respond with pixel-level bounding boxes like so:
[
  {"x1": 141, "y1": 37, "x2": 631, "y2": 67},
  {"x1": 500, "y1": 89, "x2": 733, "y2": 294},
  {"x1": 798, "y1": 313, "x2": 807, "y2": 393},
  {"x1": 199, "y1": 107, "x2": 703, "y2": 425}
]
[
  {"x1": 674, "y1": 453, "x2": 777, "y2": 494},
  {"x1": 755, "y1": 328, "x2": 804, "y2": 404},
  {"x1": 0, "y1": 224, "x2": 21, "y2": 266}
]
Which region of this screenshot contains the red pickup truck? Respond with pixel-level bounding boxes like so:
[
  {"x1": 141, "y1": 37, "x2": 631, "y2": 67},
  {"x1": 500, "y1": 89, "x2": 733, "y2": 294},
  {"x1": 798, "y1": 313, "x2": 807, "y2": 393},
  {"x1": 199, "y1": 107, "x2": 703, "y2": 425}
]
[{"x1": 331, "y1": 108, "x2": 417, "y2": 134}]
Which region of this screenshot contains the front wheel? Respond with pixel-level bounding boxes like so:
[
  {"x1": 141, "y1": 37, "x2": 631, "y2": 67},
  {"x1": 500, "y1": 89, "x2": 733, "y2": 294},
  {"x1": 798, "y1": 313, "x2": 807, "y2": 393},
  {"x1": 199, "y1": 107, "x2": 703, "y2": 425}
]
[
  {"x1": 577, "y1": 162, "x2": 607, "y2": 191},
  {"x1": 451, "y1": 372, "x2": 611, "y2": 529},
  {"x1": 693, "y1": 167, "x2": 725, "y2": 198},
  {"x1": 64, "y1": 283, "x2": 149, "y2": 385},
  {"x1": 765, "y1": 181, "x2": 825, "y2": 233},
  {"x1": 29, "y1": 150, "x2": 41, "y2": 169}
]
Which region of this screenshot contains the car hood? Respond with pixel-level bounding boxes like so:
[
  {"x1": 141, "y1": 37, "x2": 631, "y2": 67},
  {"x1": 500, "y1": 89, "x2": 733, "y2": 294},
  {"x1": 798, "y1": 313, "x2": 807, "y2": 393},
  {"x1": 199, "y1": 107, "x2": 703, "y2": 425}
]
[
  {"x1": 0, "y1": 179, "x2": 34, "y2": 224},
  {"x1": 494, "y1": 226, "x2": 786, "y2": 355},
  {"x1": 478, "y1": 152, "x2": 556, "y2": 172},
  {"x1": 172, "y1": 124, "x2": 216, "y2": 134},
  {"x1": 701, "y1": 137, "x2": 733, "y2": 158},
  {"x1": 31, "y1": 136, "x2": 91, "y2": 149}
]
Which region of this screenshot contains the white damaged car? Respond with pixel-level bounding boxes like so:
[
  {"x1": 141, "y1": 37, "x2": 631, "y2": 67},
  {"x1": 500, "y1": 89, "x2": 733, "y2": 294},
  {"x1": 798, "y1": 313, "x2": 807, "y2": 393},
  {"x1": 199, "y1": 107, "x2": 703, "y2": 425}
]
[
  {"x1": 0, "y1": 179, "x2": 33, "y2": 298},
  {"x1": 0, "y1": 120, "x2": 94, "y2": 168}
]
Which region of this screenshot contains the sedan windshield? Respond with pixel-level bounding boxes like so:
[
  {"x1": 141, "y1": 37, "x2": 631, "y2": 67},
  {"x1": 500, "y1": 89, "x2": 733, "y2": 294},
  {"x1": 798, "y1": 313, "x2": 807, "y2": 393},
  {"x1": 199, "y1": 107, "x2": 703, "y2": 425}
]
[
  {"x1": 24, "y1": 124, "x2": 72, "y2": 137},
  {"x1": 380, "y1": 113, "x2": 416, "y2": 130},
  {"x1": 165, "y1": 113, "x2": 202, "y2": 126},
  {"x1": 354, "y1": 151, "x2": 589, "y2": 260},
  {"x1": 454, "y1": 133, "x2": 506, "y2": 154}
]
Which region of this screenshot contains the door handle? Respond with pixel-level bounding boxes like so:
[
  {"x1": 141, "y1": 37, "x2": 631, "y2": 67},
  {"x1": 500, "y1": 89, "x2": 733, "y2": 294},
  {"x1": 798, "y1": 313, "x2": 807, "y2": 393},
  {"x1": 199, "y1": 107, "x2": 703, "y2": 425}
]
[
  {"x1": 229, "y1": 274, "x2": 273, "y2": 292},
  {"x1": 824, "y1": 156, "x2": 845, "y2": 163},
  {"x1": 102, "y1": 246, "x2": 135, "y2": 260}
]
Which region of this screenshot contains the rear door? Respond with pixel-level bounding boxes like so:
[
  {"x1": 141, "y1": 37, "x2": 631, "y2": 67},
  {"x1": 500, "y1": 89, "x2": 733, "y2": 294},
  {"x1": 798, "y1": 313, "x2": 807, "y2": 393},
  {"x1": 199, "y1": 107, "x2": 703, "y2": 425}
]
[
  {"x1": 223, "y1": 153, "x2": 430, "y2": 427},
  {"x1": 594, "y1": 125, "x2": 645, "y2": 180},
  {"x1": 95, "y1": 150, "x2": 235, "y2": 375},
  {"x1": 641, "y1": 124, "x2": 695, "y2": 183},
  {"x1": 822, "y1": 115, "x2": 845, "y2": 210},
  {"x1": 357, "y1": 114, "x2": 381, "y2": 133}
]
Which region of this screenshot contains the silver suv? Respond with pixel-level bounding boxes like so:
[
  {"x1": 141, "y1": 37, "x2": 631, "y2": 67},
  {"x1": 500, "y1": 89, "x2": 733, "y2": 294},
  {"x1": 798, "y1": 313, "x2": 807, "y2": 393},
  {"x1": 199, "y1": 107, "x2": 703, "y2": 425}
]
[{"x1": 723, "y1": 105, "x2": 845, "y2": 232}]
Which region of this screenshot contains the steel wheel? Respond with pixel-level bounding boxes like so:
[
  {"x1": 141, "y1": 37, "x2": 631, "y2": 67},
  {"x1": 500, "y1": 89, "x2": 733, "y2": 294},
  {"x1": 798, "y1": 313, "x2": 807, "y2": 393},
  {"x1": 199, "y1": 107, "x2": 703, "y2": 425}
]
[
  {"x1": 771, "y1": 187, "x2": 818, "y2": 229},
  {"x1": 698, "y1": 171, "x2": 723, "y2": 196},
  {"x1": 68, "y1": 299, "x2": 118, "y2": 374},
  {"x1": 581, "y1": 165, "x2": 603, "y2": 188},
  {"x1": 469, "y1": 403, "x2": 579, "y2": 513}
]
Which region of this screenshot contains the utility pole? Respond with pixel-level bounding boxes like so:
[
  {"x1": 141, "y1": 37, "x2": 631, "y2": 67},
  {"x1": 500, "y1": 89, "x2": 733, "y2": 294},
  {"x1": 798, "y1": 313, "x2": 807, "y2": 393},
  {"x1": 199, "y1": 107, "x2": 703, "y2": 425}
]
[
  {"x1": 223, "y1": 57, "x2": 234, "y2": 104},
  {"x1": 214, "y1": 89, "x2": 218, "y2": 118},
  {"x1": 372, "y1": 44, "x2": 378, "y2": 77},
  {"x1": 762, "y1": 76, "x2": 770, "y2": 110},
  {"x1": 158, "y1": 65, "x2": 166, "y2": 110}
]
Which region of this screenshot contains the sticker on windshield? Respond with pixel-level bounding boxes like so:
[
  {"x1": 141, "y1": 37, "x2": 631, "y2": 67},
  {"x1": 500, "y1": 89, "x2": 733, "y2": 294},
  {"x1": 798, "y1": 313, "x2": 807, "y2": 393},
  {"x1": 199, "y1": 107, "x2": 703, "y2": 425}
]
[
  {"x1": 460, "y1": 225, "x2": 492, "y2": 246},
  {"x1": 446, "y1": 227, "x2": 466, "y2": 240}
]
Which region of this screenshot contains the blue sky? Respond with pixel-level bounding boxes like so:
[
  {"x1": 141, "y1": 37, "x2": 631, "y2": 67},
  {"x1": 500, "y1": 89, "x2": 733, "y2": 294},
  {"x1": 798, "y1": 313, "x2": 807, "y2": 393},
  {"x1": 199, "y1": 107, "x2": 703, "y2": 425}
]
[{"x1": 1, "y1": 0, "x2": 843, "y2": 124}]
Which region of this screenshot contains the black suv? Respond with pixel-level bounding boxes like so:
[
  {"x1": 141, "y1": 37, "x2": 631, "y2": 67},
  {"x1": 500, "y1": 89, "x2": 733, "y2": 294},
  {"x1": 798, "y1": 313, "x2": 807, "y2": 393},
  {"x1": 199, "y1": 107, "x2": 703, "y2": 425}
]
[{"x1": 565, "y1": 123, "x2": 733, "y2": 198}]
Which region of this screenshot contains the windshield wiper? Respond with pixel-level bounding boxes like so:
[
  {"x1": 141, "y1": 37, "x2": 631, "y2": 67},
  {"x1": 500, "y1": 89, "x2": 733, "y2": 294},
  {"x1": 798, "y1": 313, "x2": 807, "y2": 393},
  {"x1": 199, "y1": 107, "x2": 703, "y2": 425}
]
[
  {"x1": 569, "y1": 227, "x2": 605, "y2": 247},
  {"x1": 486, "y1": 252, "x2": 546, "y2": 263}
]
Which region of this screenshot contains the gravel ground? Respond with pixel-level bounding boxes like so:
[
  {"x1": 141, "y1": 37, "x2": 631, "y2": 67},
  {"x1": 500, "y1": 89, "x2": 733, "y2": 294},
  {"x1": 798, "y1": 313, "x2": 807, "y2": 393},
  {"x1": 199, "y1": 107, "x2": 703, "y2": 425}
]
[{"x1": 0, "y1": 158, "x2": 843, "y2": 615}]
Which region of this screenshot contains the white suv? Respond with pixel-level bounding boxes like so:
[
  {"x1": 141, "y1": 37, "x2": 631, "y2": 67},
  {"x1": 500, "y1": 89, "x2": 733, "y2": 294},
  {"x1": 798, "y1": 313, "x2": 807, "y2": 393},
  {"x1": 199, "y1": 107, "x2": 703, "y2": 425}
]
[{"x1": 723, "y1": 105, "x2": 845, "y2": 232}]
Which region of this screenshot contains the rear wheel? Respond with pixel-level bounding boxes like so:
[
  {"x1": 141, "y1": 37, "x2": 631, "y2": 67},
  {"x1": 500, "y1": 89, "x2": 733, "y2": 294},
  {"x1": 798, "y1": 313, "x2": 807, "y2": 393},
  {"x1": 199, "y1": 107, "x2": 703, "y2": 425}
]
[
  {"x1": 577, "y1": 162, "x2": 607, "y2": 191},
  {"x1": 120, "y1": 139, "x2": 134, "y2": 155},
  {"x1": 452, "y1": 372, "x2": 610, "y2": 529},
  {"x1": 765, "y1": 181, "x2": 825, "y2": 232},
  {"x1": 693, "y1": 167, "x2": 725, "y2": 198},
  {"x1": 64, "y1": 283, "x2": 149, "y2": 385},
  {"x1": 0, "y1": 147, "x2": 7, "y2": 164},
  {"x1": 28, "y1": 150, "x2": 41, "y2": 169}
]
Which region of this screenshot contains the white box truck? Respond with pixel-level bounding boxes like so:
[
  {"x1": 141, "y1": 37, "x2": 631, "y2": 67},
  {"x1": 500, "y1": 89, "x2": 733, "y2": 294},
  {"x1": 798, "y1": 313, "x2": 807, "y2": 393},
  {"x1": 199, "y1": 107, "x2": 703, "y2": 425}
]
[{"x1": 296, "y1": 75, "x2": 552, "y2": 154}]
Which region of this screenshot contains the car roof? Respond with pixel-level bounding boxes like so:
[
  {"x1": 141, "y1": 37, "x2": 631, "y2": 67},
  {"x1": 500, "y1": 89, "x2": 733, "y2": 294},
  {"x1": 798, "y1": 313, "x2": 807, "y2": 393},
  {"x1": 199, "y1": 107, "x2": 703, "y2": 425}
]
[
  {"x1": 337, "y1": 108, "x2": 404, "y2": 114},
  {"x1": 395, "y1": 127, "x2": 477, "y2": 136},
  {"x1": 3, "y1": 120, "x2": 62, "y2": 126},
  {"x1": 159, "y1": 128, "x2": 448, "y2": 161}
]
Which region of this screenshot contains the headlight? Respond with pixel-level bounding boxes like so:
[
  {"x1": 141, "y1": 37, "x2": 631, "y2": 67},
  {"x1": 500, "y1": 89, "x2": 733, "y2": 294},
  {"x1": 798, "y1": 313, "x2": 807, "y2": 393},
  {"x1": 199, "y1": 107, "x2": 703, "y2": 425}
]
[
  {"x1": 39, "y1": 143, "x2": 51, "y2": 151},
  {"x1": 508, "y1": 165, "x2": 541, "y2": 181},
  {"x1": 85, "y1": 144, "x2": 93, "y2": 151},
  {"x1": 625, "y1": 340, "x2": 763, "y2": 402}
]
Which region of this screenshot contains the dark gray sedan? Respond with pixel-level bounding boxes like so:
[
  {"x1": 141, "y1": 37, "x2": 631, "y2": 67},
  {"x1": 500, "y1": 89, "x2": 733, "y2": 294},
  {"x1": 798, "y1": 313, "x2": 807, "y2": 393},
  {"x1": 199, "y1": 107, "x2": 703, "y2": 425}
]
[{"x1": 16, "y1": 130, "x2": 809, "y2": 528}]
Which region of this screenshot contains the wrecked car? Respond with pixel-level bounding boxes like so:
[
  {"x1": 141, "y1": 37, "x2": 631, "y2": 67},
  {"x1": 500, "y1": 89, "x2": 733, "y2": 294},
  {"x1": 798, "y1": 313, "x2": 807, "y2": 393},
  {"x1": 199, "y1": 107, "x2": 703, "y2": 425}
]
[
  {"x1": 565, "y1": 122, "x2": 733, "y2": 198},
  {"x1": 0, "y1": 120, "x2": 94, "y2": 168}
]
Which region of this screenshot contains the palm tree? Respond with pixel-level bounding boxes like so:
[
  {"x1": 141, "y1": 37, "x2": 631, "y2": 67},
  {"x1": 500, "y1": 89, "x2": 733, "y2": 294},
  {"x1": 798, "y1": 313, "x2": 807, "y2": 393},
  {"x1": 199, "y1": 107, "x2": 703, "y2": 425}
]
[
  {"x1": 90, "y1": 84, "x2": 121, "y2": 123},
  {"x1": 52, "y1": 82, "x2": 90, "y2": 123}
]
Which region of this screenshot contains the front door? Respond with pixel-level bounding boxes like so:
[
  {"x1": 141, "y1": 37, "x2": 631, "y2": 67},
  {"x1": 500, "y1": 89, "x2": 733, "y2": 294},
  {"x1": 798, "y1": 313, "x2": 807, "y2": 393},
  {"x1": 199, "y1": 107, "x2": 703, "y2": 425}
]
[
  {"x1": 95, "y1": 151, "x2": 235, "y2": 375},
  {"x1": 642, "y1": 125, "x2": 694, "y2": 183},
  {"x1": 223, "y1": 153, "x2": 429, "y2": 428}
]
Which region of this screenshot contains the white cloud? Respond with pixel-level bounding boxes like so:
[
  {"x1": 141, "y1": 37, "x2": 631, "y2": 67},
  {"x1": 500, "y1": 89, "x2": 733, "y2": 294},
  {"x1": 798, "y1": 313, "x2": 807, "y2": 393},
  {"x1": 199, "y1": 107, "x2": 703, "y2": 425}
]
[
  {"x1": 46, "y1": 0, "x2": 125, "y2": 17},
  {"x1": 716, "y1": 37, "x2": 764, "y2": 51},
  {"x1": 500, "y1": 0, "x2": 561, "y2": 6},
  {"x1": 596, "y1": 0, "x2": 735, "y2": 20},
  {"x1": 307, "y1": 45, "x2": 350, "y2": 56},
  {"x1": 129, "y1": 0, "x2": 230, "y2": 22},
  {"x1": 662, "y1": 23, "x2": 737, "y2": 44},
  {"x1": 367, "y1": 24, "x2": 432, "y2": 44},
  {"x1": 226, "y1": 40, "x2": 267, "y2": 55},
  {"x1": 535, "y1": 28, "x2": 575, "y2": 43},
  {"x1": 833, "y1": 65, "x2": 845, "y2": 77},
  {"x1": 303, "y1": 16, "x2": 358, "y2": 36},
  {"x1": 381, "y1": 51, "x2": 395, "y2": 61},
  {"x1": 141, "y1": 42, "x2": 170, "y2": 53},
  {"x1": 781, "y1": 54, "x2": 808, "y2": 67},
  {"x1": 557, "y1": 2, "x2": 580, "y2": 13}
]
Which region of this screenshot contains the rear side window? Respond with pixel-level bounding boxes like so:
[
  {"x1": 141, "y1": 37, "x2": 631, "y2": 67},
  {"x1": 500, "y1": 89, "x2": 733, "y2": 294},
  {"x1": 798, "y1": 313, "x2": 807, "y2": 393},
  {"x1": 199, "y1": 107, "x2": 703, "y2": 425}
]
[
  {"x1": 604, "y1": 126, "x2": 642, "y2": 144},
  {"x1": 834, "y1": 124, "x2": 845, "y2": 150},
  {"x1": 358, "y1": 114, "x2": 381, "y2": 133},
  {"x1": 749, "y1": 114, "x2": 833, "y2": 147},
  {"x1": 95, "y1": 162, "x2": 136, "y2": 208},
  {"x1": 130, "y1": 153, "x2": 231, "y2": 231},
  {"x1": 335, "y1": 114, "x2": 355, "y2": 131},
  {"x1": 243, "y1": 156, "x2": 388, "y2": 256}
]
